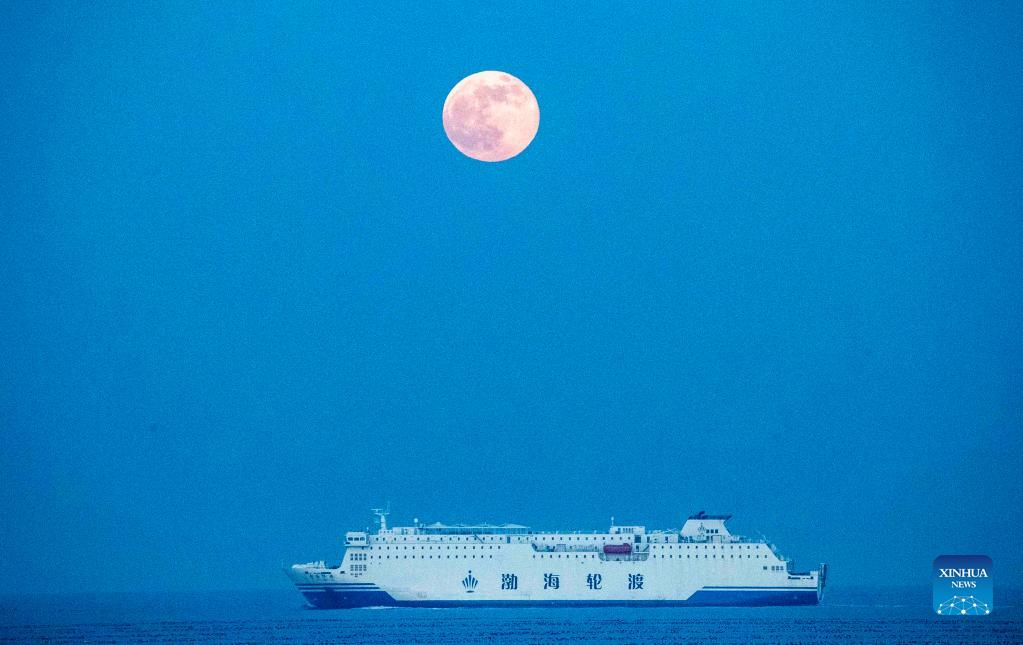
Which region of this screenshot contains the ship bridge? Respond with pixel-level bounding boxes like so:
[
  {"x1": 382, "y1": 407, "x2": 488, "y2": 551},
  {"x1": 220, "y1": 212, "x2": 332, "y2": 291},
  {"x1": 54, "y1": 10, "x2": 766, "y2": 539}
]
[{"x1": 680, "y1": 511, "x2": 737, "y2": 542}]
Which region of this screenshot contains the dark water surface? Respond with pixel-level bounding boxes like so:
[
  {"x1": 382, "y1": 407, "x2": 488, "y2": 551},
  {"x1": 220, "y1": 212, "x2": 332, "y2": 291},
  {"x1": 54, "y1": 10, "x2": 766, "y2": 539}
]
[{"x1": 1, "y1": 587, "x2": 1020, "y2": 643}]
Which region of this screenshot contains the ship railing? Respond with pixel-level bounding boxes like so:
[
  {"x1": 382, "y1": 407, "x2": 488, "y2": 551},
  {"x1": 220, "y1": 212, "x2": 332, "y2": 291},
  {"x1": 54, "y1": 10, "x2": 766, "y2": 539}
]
[
  {"x1": 530, "y1": 543, "x2": 602, "y2": 553},
  {"x1": 598, "y1": 549, "x2": 651, "y2": 562},
  {"x1": 524, "y1": 537, "x2": 766, "y2": 548},
  {"x1": 673, "y1": 535, "x2": 760, "y2": 544}
]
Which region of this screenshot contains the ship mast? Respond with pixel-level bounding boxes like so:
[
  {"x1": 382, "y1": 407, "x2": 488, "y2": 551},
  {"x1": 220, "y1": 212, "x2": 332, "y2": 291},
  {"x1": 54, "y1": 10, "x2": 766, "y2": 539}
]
[{"x1": 372, "y1": 505, "x2": 390, "y2": 533}]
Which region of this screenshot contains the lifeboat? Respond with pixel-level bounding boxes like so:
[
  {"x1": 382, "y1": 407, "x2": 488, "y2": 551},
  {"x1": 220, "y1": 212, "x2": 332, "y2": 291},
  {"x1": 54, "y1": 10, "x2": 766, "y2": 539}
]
[{"x1": 603, "y1": 543, "x2": 632, "y2": 554}]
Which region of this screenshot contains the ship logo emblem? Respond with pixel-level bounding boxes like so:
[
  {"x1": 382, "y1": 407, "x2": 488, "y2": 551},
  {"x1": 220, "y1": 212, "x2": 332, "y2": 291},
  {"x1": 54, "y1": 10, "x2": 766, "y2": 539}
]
[{"x1": 462, "y1": 570, "x2": 478, "y2": 593}]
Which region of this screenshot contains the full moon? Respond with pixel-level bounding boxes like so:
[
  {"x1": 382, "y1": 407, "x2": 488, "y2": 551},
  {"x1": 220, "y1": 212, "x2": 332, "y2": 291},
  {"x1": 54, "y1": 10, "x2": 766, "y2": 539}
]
[{"x1": 442, "y1": 71, "x2": 540, "y2": 162}]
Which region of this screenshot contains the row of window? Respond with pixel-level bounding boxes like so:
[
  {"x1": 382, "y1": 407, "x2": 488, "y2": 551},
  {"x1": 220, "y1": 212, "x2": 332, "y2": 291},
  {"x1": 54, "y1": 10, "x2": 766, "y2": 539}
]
[
  {"x1": 347, "y1": 553, "x2": 775, "y2": 563},
  {"x1": 532, "y1": 554, "x2": 767, "y2": 560},
  {"x1": 370, "y1": 534, "x2": 742, "y2": 543},
  {"x1": 651, "y1": 544, "x2": 759, "y2": 549},
  {"x1": 363, "y1": 545, "x2": 500, "y2": 551},
  {"x1": 375, "y1": 537, "x2": 507, "y2": 542},
  {"x1": 535, "y1": 536, "x2": 622, "y2": 541},
  {"x1": 651, "y1": 554, "x2": 763, "y2": 559},
  {"x1": 350, "y1": 555, "x2": 496, "y2": 560},
  {"x1": 357, "y1": 543, "x2": 756, "y2": 550}
]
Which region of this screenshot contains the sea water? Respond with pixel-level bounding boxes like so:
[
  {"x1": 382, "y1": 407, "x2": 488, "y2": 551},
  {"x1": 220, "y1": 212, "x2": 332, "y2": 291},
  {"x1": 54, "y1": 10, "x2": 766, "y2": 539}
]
[{"x1": 1, "y1": 586, "x2": 1020, "y2": 643}]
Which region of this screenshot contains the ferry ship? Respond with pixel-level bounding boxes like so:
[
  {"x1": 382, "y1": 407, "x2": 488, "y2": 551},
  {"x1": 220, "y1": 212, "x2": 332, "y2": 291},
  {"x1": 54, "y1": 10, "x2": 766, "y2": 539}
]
[{"x1": 285, "y1": 510, "x2": 827, "y2": 608}]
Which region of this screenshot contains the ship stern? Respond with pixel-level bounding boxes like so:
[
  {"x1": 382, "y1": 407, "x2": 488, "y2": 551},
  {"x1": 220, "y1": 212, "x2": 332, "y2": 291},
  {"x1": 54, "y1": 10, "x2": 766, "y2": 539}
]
[{"x1": 817, "y1": 563, "x2": 828, "y2": 602}]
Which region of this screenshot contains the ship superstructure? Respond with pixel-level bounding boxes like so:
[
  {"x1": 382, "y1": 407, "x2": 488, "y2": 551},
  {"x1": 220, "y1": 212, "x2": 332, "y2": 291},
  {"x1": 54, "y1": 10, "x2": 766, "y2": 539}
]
[{"x1": 285, "y1": 510, "x2": 827, "y2": 608}]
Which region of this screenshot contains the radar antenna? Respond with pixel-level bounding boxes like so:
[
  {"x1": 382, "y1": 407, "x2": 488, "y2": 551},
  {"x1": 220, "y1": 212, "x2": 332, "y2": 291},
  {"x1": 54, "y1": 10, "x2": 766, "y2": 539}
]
[{"x1": 372, "y1": 504, "x2": 390, "y2": 533}]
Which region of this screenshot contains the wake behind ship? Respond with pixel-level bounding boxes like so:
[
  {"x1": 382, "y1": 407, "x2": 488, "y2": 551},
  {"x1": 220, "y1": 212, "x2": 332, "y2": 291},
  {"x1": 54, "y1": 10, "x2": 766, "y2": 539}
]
[{"x1": 285, "y1": 510, "x2": 827, "y2": 608}]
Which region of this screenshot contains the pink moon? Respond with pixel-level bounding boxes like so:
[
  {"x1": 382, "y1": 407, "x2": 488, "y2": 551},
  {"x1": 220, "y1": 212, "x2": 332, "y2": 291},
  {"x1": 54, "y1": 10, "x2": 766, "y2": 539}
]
[{"x1": 442, "y1": 71, "x2": 540, "y2": 162}]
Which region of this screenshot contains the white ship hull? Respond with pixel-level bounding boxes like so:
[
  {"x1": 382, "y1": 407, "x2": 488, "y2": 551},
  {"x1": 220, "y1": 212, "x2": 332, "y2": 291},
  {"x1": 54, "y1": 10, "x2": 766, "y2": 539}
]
[{"x1": 286, "y1": 511, "x2": 826, "y2": 609}]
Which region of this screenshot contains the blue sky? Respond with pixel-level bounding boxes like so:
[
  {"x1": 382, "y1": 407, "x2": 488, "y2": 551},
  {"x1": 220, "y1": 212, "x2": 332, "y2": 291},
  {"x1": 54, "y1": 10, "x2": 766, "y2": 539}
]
[{"x1": 1, "y1": 2, "x2": 1021, "y2": 593}]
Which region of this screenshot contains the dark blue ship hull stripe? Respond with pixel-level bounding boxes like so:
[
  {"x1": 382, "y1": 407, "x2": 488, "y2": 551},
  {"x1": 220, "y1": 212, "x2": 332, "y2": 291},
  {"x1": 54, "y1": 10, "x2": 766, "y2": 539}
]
[
  {"x1": 299, "y1": 587, "x2": 381, "y2": 591},
  {"x1": 299, "y1": 585, "x2": 812, "y2": 591},
  {"x1": 298, "y1": 585, "x2": 380, "y2": 589},
  {"x1": 297, "y1": 586, "x2": 381, "y2": 590},
  {"x1": 298, "y1": 585, "x2": 812, "y2": 592},
  {"x1": 297, "y1": 585, "x2": 380, "y2": 589},
  {"x1": 296, "y1": 585, "x2": 380, "y2": 589},
  {"x1": 702, "y1": 586, "x2": 818, "y2": 590},
  {"x1": 297, "y1": 587, "x2": 820, "y2": 609}
]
